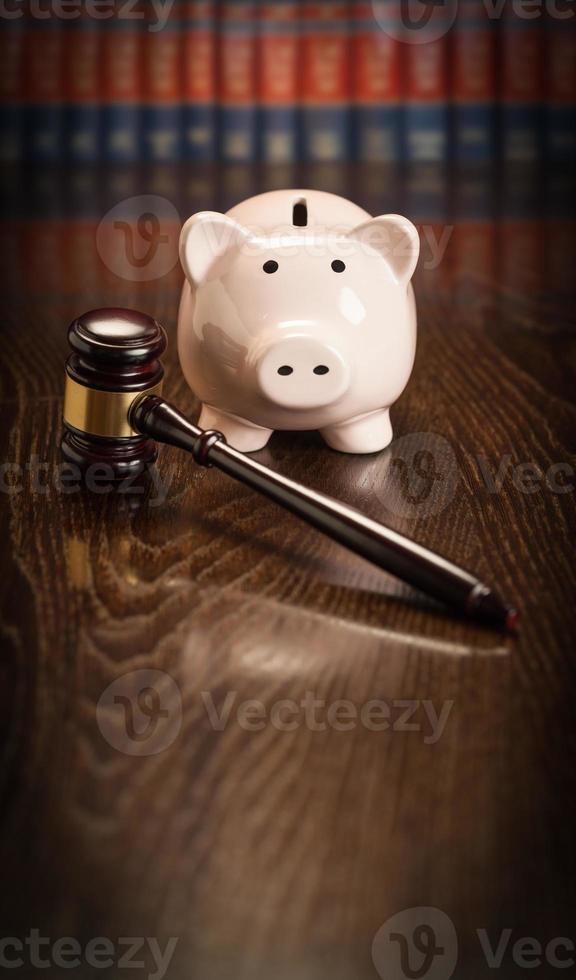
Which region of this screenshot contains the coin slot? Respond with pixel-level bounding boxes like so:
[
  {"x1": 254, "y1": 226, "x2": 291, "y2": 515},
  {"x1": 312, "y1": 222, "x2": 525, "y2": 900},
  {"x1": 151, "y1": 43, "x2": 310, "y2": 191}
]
[{"x1": 293, "y1": 200, "x2": 308, "y2": 227}]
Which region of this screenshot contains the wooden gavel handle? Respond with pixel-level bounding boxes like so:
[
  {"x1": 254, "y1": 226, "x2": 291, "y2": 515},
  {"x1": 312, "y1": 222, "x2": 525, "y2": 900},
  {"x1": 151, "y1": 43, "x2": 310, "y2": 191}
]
[{"x1": 130, "y1": 395, "x2": 512, "y2": 628}]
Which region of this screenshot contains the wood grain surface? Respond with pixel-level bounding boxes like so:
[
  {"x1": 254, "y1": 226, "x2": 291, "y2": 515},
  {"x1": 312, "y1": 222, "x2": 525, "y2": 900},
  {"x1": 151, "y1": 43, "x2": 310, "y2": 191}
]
[{"x1": 0, "y1": 163, "x2": 574, "y2": 979}]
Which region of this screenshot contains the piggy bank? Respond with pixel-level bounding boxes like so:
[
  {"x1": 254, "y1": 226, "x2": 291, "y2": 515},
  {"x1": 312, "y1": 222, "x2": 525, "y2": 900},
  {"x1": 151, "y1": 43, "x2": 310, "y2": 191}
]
[{"x1": 177, "y1": 189, "x2": 419, "y2": 454}]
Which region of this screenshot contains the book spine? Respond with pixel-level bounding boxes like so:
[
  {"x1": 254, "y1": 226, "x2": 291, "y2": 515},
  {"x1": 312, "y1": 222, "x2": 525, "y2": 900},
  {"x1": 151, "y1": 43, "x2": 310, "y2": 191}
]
[
  {"x1": 301, "y1": 0, "x2": 350, "y2": 163},
  {"x1": 96, "y1": 167, "x2": 141, "y2": 299},
  {"x1": 499, "y1": 163, "x2": 543, "y2": 301},
  {"x1": 218, "y1": 0, "x2": 258, "y2": 162},
  {"x1": 405, "y1": 164, "x2": 451, "y2": 290},
  {"x1": 545, "y1": 14, "x2": 576, "y2": 162},
  {"x1": 0, "y1": 169, "x2": 24, "y2": 299},
  {"x1": 452, "y1": 168, "x2": 497, "y2": 303},
  {"x1": 182, "y1": 0, "x2": 217, "y2": 160},
  {"x1": 404, "y1": 29, "x2": 450, "y2": 163},
  {"x1": 23, "y1": 15, "x2": 63, "y2": 161},
  {"x1": 500, "y1": 8, "x2": 544, "y2": 162},
  {"x1": 143, "y1": 0, "x2": 181, "y2": 161},
  {"x1": 101, "y1": 5, "x2": 143, "y2": 162},
  {"x1": 0, "y1": 18, "x2": 23, "y2": 162},
  {"x1": 258, "y1": 0, "x2": 300, "y2": 164},
  {"x1": 545, "y1": 168, "x2": 575, "y2": 296},
  {"x1": 62, "y1": 169, "x2": 102, "y2": 297},
  {"x1": 23, "y1": 169, "x2": 64, "y2": 294},
  {"x1": 453, "y1": 0, "x2": 496, "y2": 163},
  {"x1": 64, "y1": 11, "x2": 100, "y2": 162},
  {"x1": 351, "y1": 1, "x2": 401, "y2": 162}
]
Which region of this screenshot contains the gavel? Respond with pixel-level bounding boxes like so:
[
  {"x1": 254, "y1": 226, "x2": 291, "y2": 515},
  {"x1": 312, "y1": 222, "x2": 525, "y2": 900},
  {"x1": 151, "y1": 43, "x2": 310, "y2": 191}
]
[{"x1": 62, "y1": 308, "x2": 518, "y2": 632}]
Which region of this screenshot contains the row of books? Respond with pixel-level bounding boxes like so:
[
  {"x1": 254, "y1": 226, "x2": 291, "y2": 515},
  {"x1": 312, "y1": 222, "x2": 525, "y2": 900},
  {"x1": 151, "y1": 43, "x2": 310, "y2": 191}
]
[
  {"x1": 0, "y1": 1, "x2": 574, "y2": 164},
  {"x1": 1, "y1": 163, "x2": 572, "y2": 306}
]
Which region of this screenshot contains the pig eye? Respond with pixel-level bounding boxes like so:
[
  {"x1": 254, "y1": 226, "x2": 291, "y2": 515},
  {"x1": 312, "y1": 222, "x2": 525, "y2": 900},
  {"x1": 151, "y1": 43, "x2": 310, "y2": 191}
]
[
  {"x1": 331, "y1": 260, "x2": 346, "y2": 273},
  {"x1": 263, "y1": 260, "x2": 279, "y2": 274}
]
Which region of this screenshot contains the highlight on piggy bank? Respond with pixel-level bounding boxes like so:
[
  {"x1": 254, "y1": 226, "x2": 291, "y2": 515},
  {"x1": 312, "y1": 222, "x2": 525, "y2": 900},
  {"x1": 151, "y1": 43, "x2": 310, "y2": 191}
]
[{"x1": 177, "y1": 189, "x2": 420, "y2": 454}]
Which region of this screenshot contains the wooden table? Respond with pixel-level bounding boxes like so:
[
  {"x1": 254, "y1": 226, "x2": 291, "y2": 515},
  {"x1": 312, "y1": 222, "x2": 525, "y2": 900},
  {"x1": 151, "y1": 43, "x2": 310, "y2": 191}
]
[{"x1": 1, "y1": 163, "x2": 574, "y2": 979}]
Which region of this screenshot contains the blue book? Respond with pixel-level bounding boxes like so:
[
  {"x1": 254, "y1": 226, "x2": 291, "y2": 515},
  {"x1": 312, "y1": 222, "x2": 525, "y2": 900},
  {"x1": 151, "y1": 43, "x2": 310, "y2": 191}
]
[
  {"x1": 453, "y1": 105, "x2": 497, "y2": 163},
  {"x1": 142, "y1": 106, "x2": 182, "y2": 161},
  {"x1": 403, "y1": 106, "x2": 450, "y2": 163},
  {"x1": 546, "y1": 107, "x2": 576, "y2": 162},
  {"x1": 0, "y1": 103, "x2": 21, "y2": 163}
]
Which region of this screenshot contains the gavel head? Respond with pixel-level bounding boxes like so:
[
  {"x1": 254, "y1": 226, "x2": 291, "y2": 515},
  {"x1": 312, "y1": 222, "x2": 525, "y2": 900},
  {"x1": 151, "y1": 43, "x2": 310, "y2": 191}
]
[{"x1": 62, "y1": 308, "x2": 167, "y2": 478}]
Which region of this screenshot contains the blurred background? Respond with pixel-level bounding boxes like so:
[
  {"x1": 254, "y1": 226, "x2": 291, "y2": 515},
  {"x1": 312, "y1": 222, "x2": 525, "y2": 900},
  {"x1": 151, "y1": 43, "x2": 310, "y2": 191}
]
[
  {"x1": 0, "y1": 0, "x2": 574, "y2": 314},
  {"x1": 0, "y1": 0, "x2": 574, "y2": 166}
]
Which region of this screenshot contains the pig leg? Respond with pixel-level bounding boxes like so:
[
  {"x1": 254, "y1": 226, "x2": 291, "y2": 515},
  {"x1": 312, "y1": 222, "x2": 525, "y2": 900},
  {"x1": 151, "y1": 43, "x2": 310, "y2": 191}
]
[
  {"x1": 320, "y1": 409, "x2": 393, "y2": 454},
  {"x1": 198, "y1": 404, "x2": 273, "y2": 452}
]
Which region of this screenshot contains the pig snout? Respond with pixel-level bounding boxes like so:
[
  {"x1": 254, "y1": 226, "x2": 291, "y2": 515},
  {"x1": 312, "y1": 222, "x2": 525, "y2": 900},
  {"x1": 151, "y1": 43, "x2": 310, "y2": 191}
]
[{"x1": 254, "y1": 335, "x2": 350, "y2": 410}]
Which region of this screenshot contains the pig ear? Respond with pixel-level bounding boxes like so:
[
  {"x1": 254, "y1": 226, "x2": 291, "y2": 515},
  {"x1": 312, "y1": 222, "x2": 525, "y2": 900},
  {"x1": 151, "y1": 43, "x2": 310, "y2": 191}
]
[
  {"x1": 347, "y1": 214, "x2": 420, "y2": 285},
  {"x1": 179, "y1": 211, "x2": 251, "y2": 286}
]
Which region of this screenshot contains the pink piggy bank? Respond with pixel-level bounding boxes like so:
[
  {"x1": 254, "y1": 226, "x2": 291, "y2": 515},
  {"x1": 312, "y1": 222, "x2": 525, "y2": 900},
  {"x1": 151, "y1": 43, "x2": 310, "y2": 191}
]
[{"x1": 177, "y1": 189, "x2": 419, "y2": 454}]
